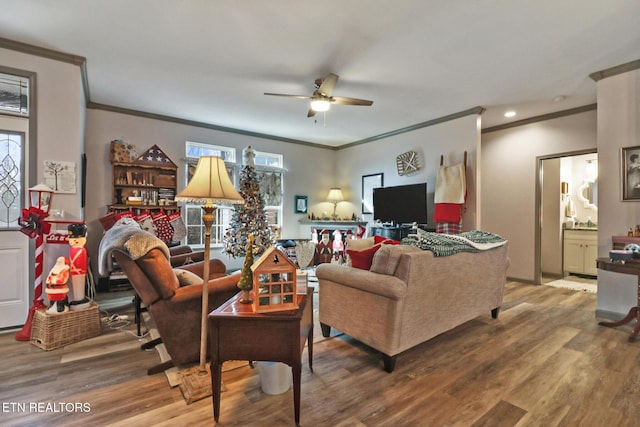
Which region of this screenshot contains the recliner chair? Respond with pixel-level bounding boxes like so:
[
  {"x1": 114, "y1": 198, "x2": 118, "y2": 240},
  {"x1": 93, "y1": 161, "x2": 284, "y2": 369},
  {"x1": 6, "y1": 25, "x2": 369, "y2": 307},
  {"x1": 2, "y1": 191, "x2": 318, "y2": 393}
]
[{"x1": 99, "y1": 226, "x2": 240, "y2": 374}]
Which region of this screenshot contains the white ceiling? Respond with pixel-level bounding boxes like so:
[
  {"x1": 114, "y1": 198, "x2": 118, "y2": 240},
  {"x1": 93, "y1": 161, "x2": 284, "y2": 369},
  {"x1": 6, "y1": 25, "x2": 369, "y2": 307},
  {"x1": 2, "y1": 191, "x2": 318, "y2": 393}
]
[{"x1": 1, "y1": 1, "x2": 639, "y2": 147}]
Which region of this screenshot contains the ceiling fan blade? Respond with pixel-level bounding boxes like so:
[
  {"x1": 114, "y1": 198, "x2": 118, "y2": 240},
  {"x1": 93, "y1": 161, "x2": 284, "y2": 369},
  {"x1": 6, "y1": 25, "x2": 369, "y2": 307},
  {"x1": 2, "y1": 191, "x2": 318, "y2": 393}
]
[
  {"x1": 316, "y1": 73, "x2": 338, "y2": 96},
  {"x1": 331, "y1": 96, "x2": 374, "y2": 106},
  {"x1": 307, "y1": 108, "x2": 317, "y2": 118},
  {"x1": 264, "y1": 93, "x2": 312, "y2": 100}
]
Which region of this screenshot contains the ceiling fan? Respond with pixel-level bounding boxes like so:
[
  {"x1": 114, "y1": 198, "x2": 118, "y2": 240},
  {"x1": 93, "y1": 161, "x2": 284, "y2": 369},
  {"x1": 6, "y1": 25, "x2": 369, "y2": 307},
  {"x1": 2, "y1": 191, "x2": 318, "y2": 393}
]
[{"x1": 264, "y1": 73, "x2": 374, "y2": 117}]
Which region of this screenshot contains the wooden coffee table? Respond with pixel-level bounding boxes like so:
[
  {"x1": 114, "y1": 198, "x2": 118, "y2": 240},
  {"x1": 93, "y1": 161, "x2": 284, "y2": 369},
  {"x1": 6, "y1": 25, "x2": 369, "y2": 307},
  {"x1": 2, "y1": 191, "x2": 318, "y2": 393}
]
[{"x1": 208, "y1": 288, "x2": 314, "y2": 424}]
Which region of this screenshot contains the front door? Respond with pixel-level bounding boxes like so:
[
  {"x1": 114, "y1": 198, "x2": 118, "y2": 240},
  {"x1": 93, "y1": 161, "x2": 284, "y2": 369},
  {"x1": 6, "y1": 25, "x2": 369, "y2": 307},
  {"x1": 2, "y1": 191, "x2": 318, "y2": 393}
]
[
  {"x1": 0, "y1": 125, "x2": 30, "y2": 329},
  {"x1": 0, "y1": 231, "x2": 29, "y2": 328}
]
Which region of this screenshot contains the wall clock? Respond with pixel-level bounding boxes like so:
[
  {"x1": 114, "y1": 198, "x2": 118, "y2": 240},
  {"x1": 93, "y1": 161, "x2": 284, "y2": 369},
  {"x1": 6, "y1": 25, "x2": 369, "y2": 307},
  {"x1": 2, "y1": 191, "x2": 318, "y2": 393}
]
[{"x1": 396, "y1": 150, "x2": 420, "y2": 176}]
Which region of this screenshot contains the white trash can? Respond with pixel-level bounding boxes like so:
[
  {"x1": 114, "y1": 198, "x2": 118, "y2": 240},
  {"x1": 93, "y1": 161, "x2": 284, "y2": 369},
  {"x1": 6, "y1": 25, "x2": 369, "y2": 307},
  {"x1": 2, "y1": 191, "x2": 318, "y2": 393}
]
[{"x1": 257, "y1": 361, "x2": 292, "y2": 395}]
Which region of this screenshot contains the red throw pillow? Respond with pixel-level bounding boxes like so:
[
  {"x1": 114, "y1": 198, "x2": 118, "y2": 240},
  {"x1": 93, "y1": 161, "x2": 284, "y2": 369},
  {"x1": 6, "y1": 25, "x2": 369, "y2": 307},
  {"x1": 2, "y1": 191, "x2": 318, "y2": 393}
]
[
  {"x1": 373, "y1": 235, "x2": 401, "y2": 245},
  {"x1": 347, "y1": 244, "x2": 383, "y2": 270}
]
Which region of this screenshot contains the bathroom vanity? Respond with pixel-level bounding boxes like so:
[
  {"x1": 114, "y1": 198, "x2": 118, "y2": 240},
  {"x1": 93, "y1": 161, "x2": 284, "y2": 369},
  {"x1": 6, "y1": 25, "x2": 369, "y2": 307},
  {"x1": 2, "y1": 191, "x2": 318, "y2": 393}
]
[{"x1": 563, "y1": 228, "x2": 598, "y2": 276}]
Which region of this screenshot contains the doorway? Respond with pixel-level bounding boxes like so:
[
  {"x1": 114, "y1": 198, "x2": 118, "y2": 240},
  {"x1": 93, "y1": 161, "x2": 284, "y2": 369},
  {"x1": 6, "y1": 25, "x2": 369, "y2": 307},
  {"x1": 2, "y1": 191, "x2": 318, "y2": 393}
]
[
  {"x1": 0, "y1": 68, "x2": 36, "y2": 329},
  {"x1": 536, "y1": 150, "x2": 598, "y2": 287}
]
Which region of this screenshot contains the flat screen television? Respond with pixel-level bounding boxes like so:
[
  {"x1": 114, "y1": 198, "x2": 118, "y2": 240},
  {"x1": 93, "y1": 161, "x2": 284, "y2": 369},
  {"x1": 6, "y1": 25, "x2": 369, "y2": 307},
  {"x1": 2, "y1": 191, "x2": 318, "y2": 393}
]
[{"x1": 373, "y1": 183, "x2": 428, "y2": 225}]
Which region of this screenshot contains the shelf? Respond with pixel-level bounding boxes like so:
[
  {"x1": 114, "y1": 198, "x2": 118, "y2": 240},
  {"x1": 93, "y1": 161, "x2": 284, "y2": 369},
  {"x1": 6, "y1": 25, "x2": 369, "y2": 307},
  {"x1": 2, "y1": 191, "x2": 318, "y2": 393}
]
[
  {"x1": 298, "y1": 220, "x2": 365, "y2": 225},
  {"x1": 111, "y1": 161, "x2": 176, "y2": 171},
  {"x1": 113, "y1": 183, "x2": 173, "y2": 189},
  {"x1": 109, "y1": 204, "x2": 179, "y2": 211},
  {"x1": 111, "y1": 160, "x2": 177, "y2": 208}
]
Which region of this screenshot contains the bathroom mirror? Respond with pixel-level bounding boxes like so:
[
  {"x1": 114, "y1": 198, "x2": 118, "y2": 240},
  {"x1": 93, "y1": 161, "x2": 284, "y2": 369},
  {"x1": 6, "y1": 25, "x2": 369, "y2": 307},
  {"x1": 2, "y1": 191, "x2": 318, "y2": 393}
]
[{"x1": 578, "y1": 180, "x2": 597, "y2": 210}]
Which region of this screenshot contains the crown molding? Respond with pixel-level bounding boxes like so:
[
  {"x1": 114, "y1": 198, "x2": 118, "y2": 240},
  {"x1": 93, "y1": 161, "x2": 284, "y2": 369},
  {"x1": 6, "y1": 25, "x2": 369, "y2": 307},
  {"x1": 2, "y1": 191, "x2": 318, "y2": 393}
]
[
  {"x1": 86, "y1": 101, "x2": 328, "y2": 149},
  {"x1": 0, "y1": 37, "x2": 85, "y2": 66},
  {"x1": 482, "y1": 104, "x2": 597, "y2": 134},
  {"x1": 589, "y1": 59, "x2": 640, "y2": 81},
  {"x1": 337, "y1": 106, "x2": 485, "y2": 150}
]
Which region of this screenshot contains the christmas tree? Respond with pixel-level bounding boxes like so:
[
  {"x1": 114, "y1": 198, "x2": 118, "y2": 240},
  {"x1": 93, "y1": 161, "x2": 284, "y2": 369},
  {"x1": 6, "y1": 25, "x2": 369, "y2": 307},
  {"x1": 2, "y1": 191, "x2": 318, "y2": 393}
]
[{"x1": 224, "y1": 146, "x2": 273, "y2": 257}]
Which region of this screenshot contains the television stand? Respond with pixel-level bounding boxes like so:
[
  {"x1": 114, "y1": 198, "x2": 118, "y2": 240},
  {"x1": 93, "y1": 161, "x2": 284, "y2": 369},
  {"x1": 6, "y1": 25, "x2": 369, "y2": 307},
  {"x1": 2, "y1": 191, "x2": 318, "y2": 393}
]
[
  {"x1": 371, "y1": 224, "x2": 436, "y2": 241},
  {"x1": 370, "y1": 225, "x2": 412, "y2": 241}
]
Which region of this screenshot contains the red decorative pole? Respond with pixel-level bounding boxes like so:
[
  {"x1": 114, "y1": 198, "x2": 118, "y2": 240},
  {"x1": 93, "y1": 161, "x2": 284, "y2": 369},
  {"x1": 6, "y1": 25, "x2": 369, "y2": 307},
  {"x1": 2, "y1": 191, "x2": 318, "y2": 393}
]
[
  {"x1": 15, "y1": 184, "x2": 54, "y2": 341},
  {"x1": 14, "y1": 233, "x2": 47, "y2": 341}
]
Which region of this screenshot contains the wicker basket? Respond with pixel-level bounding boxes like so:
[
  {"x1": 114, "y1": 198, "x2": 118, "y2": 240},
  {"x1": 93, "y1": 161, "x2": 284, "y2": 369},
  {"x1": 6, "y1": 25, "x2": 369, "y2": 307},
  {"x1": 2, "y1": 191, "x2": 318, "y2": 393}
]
[{"x1": 30, "y1": 303, "x2": 101, "y2": 351}]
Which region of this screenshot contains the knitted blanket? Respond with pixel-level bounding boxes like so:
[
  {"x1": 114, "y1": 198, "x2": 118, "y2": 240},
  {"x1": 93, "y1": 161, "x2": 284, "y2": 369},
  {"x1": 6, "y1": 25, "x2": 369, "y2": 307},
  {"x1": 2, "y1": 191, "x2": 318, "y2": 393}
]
[
  {"x1": 401, "y1": 229, "x2": 506, "y2": 257},
  {"x1": 98, "y1": 224, "x2": 170, "y2": 276}
]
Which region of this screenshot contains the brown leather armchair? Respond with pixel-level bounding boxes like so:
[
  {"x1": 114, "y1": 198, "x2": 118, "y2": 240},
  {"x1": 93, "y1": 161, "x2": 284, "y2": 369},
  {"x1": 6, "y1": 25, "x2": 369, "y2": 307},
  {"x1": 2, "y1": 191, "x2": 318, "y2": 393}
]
[{"x1": 99, "y1": 226, "x2": 240, "y2": 374}]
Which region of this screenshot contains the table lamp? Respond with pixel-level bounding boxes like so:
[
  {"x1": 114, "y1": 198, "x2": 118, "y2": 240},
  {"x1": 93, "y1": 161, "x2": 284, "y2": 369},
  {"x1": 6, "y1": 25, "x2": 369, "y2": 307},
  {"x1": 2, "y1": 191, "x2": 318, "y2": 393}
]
[
  {"x1": 175, "y1": 156, "x2": 243, "y2": 402},
  {"x1": 327, "y1": 187, "x2": 344, "y2": 219}
]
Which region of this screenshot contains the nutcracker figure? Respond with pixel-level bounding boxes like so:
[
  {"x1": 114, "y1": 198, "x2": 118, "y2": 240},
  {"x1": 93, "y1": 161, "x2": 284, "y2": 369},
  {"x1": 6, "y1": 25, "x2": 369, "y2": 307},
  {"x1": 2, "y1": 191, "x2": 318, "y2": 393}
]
[{"x1": 68, "y1": 223, "x2": 90, "y2": 310}]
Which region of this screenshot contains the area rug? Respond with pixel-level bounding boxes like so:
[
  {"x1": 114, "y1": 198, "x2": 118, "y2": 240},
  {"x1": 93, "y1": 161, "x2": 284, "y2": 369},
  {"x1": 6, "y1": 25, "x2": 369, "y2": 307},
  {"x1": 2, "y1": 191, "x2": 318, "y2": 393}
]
[{"x1": 545, "y1": 278, "x2": 597, "y2": 293}]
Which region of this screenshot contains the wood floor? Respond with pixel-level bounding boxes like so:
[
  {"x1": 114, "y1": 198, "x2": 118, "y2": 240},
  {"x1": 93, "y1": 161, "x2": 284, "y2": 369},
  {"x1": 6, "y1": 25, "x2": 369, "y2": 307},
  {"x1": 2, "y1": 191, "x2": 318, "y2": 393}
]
[{"x1": 2, "y1": 281, "x2": 640, "y2": 426}]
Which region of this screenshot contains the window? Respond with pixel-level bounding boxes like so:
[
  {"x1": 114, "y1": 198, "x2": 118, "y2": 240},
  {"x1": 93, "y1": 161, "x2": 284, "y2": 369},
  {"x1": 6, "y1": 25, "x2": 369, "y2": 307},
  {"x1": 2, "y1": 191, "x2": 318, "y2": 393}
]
[
  {"x1": 251, "y1": 149, "x2": 284, "y2": 229},
  {"x1": 184, "y1": 204, "x2": 232, "y2": 247},
  {"x1": 0, "y1": 73, "x2": 29, "y2": 116},
  {"x1": 185, "y1": 141, "x2": 235, "y2": 162},
  {"x1": 0, "y1": 131, "x2": 24, "y2": 230},
  {"x1": 183, "y1": 141, "x2": 236, "y2": 248},
  {"x1": 182, "y1": 143, "x2": 285, "y2": 248}
]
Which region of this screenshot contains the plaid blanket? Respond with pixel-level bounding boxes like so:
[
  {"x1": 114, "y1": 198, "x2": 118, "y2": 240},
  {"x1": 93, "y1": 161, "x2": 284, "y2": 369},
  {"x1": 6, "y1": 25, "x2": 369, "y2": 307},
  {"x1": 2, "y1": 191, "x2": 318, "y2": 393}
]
[{"x1": 401, "y1": 229, "x2": 506, "y2": 257}]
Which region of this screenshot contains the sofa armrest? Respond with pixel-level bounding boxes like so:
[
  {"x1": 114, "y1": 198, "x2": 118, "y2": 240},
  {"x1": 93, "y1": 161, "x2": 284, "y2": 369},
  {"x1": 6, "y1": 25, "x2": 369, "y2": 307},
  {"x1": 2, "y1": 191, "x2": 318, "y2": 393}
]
[
  {"x1": 171, "y1": 271, "x2": 241, "y2": 304},
  {"x1": 170, "y1": 251, "x2": 206, "y2": 267},
  {"x1": 178, "y1": 258, "x2": 227, "y2": 280},
  {"x1": 316, "y1": 264, "x2": 406, "y2": 300}
]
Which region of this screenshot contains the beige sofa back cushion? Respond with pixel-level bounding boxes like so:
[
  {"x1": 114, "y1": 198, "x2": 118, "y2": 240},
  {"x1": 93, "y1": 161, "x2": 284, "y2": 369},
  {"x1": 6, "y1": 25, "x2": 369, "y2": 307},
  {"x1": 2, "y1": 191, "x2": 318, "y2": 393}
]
[{"x1": 370, "y1": 245, "x2": 421, "y2": 276}]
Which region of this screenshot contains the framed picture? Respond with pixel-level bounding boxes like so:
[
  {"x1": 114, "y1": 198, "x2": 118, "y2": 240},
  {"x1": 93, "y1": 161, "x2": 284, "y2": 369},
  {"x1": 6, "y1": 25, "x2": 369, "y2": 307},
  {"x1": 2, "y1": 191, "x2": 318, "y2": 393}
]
[
  {"x1": 294, "y1": 195, "x2": 308, "y2": 214},
  {"x1": 362, "y1": 173, "x2": 383, "y2": 214},
  {"x1": 622, "y1": 146, "x2": 640, "y2": 201}
]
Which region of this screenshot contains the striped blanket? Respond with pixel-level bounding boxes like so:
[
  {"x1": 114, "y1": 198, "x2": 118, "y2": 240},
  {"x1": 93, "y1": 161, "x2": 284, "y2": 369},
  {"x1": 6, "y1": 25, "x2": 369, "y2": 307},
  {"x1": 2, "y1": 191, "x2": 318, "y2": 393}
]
[{"x1": 401, "y1": 229, "x2": 506, "y2": 257}]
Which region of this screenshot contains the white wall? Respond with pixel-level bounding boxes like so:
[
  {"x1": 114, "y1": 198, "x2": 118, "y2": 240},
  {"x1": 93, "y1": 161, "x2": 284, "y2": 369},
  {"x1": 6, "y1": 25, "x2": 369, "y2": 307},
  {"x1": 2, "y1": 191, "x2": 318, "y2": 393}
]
[
  {"x1": 481, "y1": 111, "x2": 597, "y2": 281},
  {"x1": 84, "y1": 109, "x2": 336, "y2": 272},
  {"x1": 335, "y1": 114, "x2": 481, "y2": 230},
  {"x1": 596, "y1": 68, "x2": 640, "y2": 318}
]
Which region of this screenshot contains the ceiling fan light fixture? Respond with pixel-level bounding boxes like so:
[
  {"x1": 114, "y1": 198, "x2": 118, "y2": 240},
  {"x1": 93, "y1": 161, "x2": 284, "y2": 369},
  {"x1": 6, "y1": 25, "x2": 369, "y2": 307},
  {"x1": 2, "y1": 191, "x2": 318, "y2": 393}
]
[{"x1": 310, "y1": 98, "x2": 331, "y2": 112}]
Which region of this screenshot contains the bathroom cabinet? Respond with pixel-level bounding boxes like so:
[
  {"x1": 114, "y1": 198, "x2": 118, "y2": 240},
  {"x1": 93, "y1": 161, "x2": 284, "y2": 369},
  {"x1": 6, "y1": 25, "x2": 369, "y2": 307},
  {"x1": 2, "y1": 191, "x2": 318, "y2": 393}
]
[{"x1": 563, "y1": 229, "x2": 598, "y2": 276}]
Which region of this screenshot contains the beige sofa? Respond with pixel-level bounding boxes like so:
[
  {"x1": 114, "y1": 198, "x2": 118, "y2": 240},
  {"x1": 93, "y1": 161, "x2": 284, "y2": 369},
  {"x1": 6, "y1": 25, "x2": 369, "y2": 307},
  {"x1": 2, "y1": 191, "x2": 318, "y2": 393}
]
[{"x1": 316, "y1": 241, "x2": 510, "y2": 372}]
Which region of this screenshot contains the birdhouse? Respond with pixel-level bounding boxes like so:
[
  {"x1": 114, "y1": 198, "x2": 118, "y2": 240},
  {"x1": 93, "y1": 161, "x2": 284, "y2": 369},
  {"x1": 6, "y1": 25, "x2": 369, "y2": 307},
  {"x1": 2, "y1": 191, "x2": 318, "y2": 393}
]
[{"x1": 250, "y1": 246, "x2": 298, "y2": 313}]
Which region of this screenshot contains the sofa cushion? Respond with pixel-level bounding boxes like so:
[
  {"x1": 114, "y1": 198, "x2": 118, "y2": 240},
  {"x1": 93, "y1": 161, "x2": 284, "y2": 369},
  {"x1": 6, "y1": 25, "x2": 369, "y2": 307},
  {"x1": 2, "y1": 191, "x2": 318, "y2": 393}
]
[
  {"x1": 373, "y1": 235, "x2": 401, "y2": 245},
  {"x1": 173, "y1": 268, "x2": 203, "y2": 287},
  {"x1": 347, "y1": 244, "x2": 383, "y2": 270},
  {"x1": 345, "y1": 236, "x2": 375, "y2": 251},
  {"x1": 370, "y1": 244, "x2": 421, "y2": 276}
]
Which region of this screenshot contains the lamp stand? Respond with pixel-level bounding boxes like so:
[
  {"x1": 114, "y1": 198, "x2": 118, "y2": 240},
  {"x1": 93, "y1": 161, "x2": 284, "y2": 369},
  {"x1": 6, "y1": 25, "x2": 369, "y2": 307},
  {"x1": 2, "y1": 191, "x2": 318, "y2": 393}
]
[{"x1": 179, "y1": 203, "x2": 216, "y2": 404}]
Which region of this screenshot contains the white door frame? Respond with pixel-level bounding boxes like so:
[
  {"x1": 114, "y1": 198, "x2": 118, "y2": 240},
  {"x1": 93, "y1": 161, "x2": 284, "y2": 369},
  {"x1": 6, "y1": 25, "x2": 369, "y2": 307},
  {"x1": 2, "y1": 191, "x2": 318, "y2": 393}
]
[{"x1": 0, "y1": 66, "x2": 36, "y2": 329}]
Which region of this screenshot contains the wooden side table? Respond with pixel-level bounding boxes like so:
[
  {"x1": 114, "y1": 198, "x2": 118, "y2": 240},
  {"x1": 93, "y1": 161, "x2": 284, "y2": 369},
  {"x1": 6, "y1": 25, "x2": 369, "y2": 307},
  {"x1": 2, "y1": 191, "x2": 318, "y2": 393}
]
[
  {"x1": 208, "y1": 288, "x2": 314, "y2": 424},
  {"x1": 596, "y1": 257, "x2": 640, "y2": 342}
]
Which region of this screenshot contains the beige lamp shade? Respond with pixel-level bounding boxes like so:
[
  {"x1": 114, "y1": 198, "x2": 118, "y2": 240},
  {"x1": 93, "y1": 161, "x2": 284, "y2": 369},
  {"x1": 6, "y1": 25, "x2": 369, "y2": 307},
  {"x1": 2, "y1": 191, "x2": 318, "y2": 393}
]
[
  {"x1": 327, "y1": 188, "x2": 344, "y2": 204},
  {"x1": 175, "y1": 156, "x2": 244, "y2": 204}
]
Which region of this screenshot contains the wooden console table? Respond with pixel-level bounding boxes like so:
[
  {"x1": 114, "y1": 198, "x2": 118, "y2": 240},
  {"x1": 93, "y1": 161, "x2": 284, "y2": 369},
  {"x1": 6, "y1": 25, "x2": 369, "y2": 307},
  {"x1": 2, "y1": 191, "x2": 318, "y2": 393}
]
[
  {"x1": 596, "y1": 257, "x2": 640, "y2": 342},
  {"x1": 208, "y1": 288, "x2": 314, "y2": 424}
]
